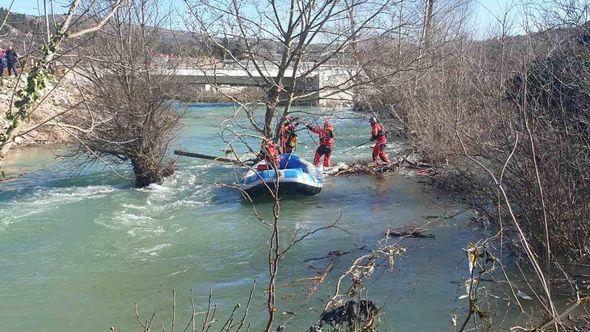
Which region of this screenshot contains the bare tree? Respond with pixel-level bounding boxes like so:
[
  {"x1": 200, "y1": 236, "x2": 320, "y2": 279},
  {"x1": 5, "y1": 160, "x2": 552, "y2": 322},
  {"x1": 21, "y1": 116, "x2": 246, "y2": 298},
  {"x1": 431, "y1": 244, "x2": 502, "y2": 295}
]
[
  {"x1": 0, "y1": 0, "x2": 125, "y2": 166},
  {"x1": 183, "y1": 0, "x2": 403, "y2": 144},
  {"x1": 359, "y1": 0, "x2": 590, "y2": 328},
  {"x1": 68, "y1": 0, "x2": 182, "y2": 187}
]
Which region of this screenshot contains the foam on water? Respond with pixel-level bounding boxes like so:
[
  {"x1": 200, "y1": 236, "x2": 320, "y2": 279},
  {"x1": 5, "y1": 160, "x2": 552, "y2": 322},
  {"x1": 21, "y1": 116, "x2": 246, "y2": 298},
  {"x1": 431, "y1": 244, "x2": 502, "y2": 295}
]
[
  {"x1": 0, "y1": 185, "x2": 122, "y2": 235},
  {"x1": 134, "y1": 243, "x2": 172, "y2": 258},
  {"x1": 25, "y1": 185, "x2": 116, "y2": 205},
  {"x1": 95, "y1": 209, "x2": 166, "y2": 238}
]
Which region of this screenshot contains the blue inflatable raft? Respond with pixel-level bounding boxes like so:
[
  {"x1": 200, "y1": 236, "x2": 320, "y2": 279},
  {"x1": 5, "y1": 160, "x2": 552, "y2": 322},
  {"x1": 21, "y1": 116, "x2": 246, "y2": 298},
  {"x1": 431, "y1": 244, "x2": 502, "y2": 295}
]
[{"x1": 240, "y1": 153, "x2": 323, "y2": 197}]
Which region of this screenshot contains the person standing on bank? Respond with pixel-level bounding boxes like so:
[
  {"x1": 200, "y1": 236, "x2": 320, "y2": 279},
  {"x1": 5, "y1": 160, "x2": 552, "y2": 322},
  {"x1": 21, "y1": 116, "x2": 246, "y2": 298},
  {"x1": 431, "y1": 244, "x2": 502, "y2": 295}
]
[
  {"x1": 5, "y1": 45, "x2": 19, "y2": 76},
  {"x1": 0, "y1": 48, "x2": 5, "y2": 77}
]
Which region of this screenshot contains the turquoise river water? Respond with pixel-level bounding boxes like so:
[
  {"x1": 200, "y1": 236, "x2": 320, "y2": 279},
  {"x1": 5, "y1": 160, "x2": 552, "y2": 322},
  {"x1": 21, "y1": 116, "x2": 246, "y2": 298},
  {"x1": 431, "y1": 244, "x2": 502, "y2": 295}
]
[{"x1": 0, "y1": 104, "x2": 508, "y2": 331}]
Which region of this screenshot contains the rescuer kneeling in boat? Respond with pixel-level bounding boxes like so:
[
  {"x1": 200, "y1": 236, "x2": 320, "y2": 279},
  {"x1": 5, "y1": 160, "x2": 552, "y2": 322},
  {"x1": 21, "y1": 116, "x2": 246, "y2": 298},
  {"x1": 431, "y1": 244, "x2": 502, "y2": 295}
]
[
  {"x1": 260, "y1": 138, "x2": 280, "y2": 171},
  {"x1": 307, "y1": 121, "x2": 335, "y2": 167},
  {"x1": 280, "y1": 116, "x2": 299, "y2": 153},
  {"x1": 369, "y1": 117, "x2": 390, "y2": 163}
]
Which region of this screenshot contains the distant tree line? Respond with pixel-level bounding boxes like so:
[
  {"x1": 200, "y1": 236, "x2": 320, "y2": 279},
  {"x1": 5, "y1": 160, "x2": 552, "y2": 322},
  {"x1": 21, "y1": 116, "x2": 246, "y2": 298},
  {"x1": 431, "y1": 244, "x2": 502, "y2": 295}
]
[{"x1": 0, "y1": 7, "x2": 38, "y2": 35}]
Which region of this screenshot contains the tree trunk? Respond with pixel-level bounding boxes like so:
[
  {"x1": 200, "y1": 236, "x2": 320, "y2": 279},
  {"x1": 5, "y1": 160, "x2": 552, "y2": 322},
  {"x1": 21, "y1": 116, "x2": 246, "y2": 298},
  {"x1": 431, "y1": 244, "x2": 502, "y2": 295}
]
[
  {"x1": 264, "y1": 85, "x2": 281, "y2": 139},
  {"x1": 131, "y1": 156, "x2": 173, "y2": 188},
  {"x1": 421, "y1": 0, "x2": 435, "y2": 51}
]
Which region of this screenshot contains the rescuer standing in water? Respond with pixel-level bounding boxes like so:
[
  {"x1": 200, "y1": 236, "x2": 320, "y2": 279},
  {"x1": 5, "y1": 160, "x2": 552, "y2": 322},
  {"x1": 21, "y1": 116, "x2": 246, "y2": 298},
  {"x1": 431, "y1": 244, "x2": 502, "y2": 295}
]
[
  {"x1": 260, "y1": 138, "x2": 280, "y2": 170},
  {"x1": 369, "y1": 117, "x2": 390, "y2": 163},
  {"x1": 307, "y1": 121, "x2": 335, "y2": 167},
  {"x1": 280, "y1": 116, "x2": 299, "y2": 153}
]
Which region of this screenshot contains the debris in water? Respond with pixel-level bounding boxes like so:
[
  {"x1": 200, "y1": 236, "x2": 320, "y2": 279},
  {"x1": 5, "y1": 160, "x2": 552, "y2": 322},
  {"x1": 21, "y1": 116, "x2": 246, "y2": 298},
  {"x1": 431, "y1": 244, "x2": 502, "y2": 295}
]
[
  {"x1": 385, "y1": 226, "x2": 435, "y2": 239},
  {"x1": 297, "y1": 250, "x2": 350, "y2": 299},
  {"x1": 0, "y1": 172, "x2": 27, "y2": 183},
  {"x1": 310, "y1": 300, "x2": 379, "y2": 331},
  {"x1": 326, "y1": 161, "x2": 399, "y2": 176},
  {"x1": 304, "y1": 250, "x2": 350, "y2": 262}
]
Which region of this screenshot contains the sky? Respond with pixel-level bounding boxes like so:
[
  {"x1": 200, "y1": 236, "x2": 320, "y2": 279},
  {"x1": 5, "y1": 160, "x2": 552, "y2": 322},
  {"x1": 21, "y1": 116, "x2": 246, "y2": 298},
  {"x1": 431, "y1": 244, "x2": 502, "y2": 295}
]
[
  {"x1": 0, "y1": 0, "x2": 66, "y2": 15},
  {"x1": 0, "y1": 0, "x2": 531, "y2": 36}
]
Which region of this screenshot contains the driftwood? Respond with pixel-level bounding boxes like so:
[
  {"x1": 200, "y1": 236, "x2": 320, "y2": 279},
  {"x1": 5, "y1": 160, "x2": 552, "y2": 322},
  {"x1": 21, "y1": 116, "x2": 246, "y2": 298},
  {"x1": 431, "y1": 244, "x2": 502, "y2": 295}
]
[
  {"x1": 386, "y1": 230, "x2": 435, "y2": 238},
  {"x1": 304, "y1": 250, "x2": 350, "y2": 262},
  {"x1": 326, "y1": 152, "x2": 435, "y2": 177},
  {"x1": 327, "y1": 161, "x2": 399, "y2": 176},
  {"x1": 385, "y1": 226, "x2": 435, "y2": 239},
  {"x1": 295, "y1": 250, "x2": 351, "y2": 300},
  {"x1": 174, "y1": 150, "x2": 254, "y2": 165}
]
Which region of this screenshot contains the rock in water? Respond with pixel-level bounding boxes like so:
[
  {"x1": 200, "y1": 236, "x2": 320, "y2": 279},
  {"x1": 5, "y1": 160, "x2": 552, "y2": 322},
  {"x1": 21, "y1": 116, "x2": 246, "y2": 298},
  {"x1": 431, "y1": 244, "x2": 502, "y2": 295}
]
[{"x1": 311, "y1": 300, "x2": 379, "y2": 331}]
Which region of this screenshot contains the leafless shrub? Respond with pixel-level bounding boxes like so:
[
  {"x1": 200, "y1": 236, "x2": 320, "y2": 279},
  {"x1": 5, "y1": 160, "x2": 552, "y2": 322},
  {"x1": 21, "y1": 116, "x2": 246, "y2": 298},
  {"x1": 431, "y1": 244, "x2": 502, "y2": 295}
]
[
  {"x1": 359, "y1": 0, "x2": 590, "y2": 329},
  {"x1": 0, "y1": 0, "x2": 125, "y2": 167},
  {"x1": 133, "y1": 285, "x2": 256, "y2": 332},
  {"x1": 69, "y1": 0, "x2": 183, "y2": 187}
]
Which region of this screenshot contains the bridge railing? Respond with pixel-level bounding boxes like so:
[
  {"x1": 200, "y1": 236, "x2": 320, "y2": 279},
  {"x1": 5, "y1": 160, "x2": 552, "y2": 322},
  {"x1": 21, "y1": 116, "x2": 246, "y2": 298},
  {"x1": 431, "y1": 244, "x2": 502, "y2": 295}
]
[{"x1": 160, "y1": 57, "x2": 353, "y2": 73}]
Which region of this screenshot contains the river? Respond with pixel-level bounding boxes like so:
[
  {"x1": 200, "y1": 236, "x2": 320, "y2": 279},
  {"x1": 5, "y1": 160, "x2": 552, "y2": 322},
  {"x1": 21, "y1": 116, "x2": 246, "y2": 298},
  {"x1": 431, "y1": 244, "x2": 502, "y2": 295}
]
[{"x1": 1, "y1": 104, "x2": 494, "y2": 331}]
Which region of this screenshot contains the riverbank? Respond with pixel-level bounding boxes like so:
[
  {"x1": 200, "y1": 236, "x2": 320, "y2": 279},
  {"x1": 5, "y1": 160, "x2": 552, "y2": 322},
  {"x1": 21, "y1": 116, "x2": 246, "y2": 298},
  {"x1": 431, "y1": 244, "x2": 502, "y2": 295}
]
[{"x1": 0, "y1": 73, "x2": 82, "y2": 148}]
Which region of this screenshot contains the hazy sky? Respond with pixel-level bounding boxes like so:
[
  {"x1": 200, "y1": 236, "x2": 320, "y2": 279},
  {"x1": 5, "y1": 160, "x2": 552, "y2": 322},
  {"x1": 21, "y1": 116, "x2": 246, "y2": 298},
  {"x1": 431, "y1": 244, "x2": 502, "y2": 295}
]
[{"x1": 0, "y1": 0, "x2": 525, "y2": 36}]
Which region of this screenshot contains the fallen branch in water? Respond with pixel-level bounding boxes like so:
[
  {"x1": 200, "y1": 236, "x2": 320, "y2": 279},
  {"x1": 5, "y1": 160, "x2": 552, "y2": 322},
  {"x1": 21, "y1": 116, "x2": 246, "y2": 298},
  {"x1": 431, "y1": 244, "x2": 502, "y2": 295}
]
[
  {"x1": 327, "y1": 161, "x2": 399, "y2": 176},
  {"x1": 385, "y1": 225, "x2": 435, "y2": 239},
  {"x1": 327, "y1": 151, "x2": 436, "y2": 177},
  {"x1": 536, "y1": 296, "x2": 589, "y2": 331},
  {"x1": 296, "y1": 250, "x2": 351, "y2": 300},
  {"x1": 298, "y1": 259, "x2": 338, "y2": 301},
  {"x1": 310, "y1": 235, "x2": 407, "y2": 331},
  {"x1": 304, "y1": 250, "x2": 351, "y2": 262},
  {"x1": 385, "y1": 229, "x2": 435, "y2": 239}
]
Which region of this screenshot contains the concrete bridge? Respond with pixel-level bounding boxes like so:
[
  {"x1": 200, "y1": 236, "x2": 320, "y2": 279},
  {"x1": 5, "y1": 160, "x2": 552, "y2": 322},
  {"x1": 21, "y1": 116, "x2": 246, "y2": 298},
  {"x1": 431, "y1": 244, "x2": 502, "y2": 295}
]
[{"x1": 160, "y1": 61, "x2": 355, "y2": 106}]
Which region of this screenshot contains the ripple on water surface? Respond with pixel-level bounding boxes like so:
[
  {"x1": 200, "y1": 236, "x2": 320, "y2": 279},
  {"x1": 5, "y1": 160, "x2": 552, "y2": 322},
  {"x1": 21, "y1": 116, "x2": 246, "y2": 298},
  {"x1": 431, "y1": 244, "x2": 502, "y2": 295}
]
[{"x1": 0, "y1": 105, "x2": 496, "y2": 331}]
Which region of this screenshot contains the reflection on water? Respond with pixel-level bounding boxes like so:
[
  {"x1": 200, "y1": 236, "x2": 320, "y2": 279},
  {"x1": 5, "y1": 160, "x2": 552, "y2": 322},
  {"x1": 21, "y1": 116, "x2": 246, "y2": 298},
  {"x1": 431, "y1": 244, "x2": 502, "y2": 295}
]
[{"x1": 0, "y1": 105, "x2": 506, "y2": 330}]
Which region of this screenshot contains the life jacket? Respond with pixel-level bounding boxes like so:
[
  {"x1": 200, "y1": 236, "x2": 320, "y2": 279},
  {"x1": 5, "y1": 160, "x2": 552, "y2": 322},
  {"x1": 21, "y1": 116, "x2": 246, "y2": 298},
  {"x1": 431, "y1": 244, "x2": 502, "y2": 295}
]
[
  {"x1": 287, "y1": 133, "x2": 297, "y2": 148},
  {"x1": 310, "y1": 126, "x2": 334, "y2": 147},
  {"x1": 371, "y1": 123, "x2": 387, "y2": 144},
  {"x1": 262, "y1": 141, "x2": 279, "y2": 167},
  {"x1": 280, "y1": 123, "x2": 296, "y2": 151},
  {"x1": 321, "y1": 129, "x2": 334, "y2": 146}
]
